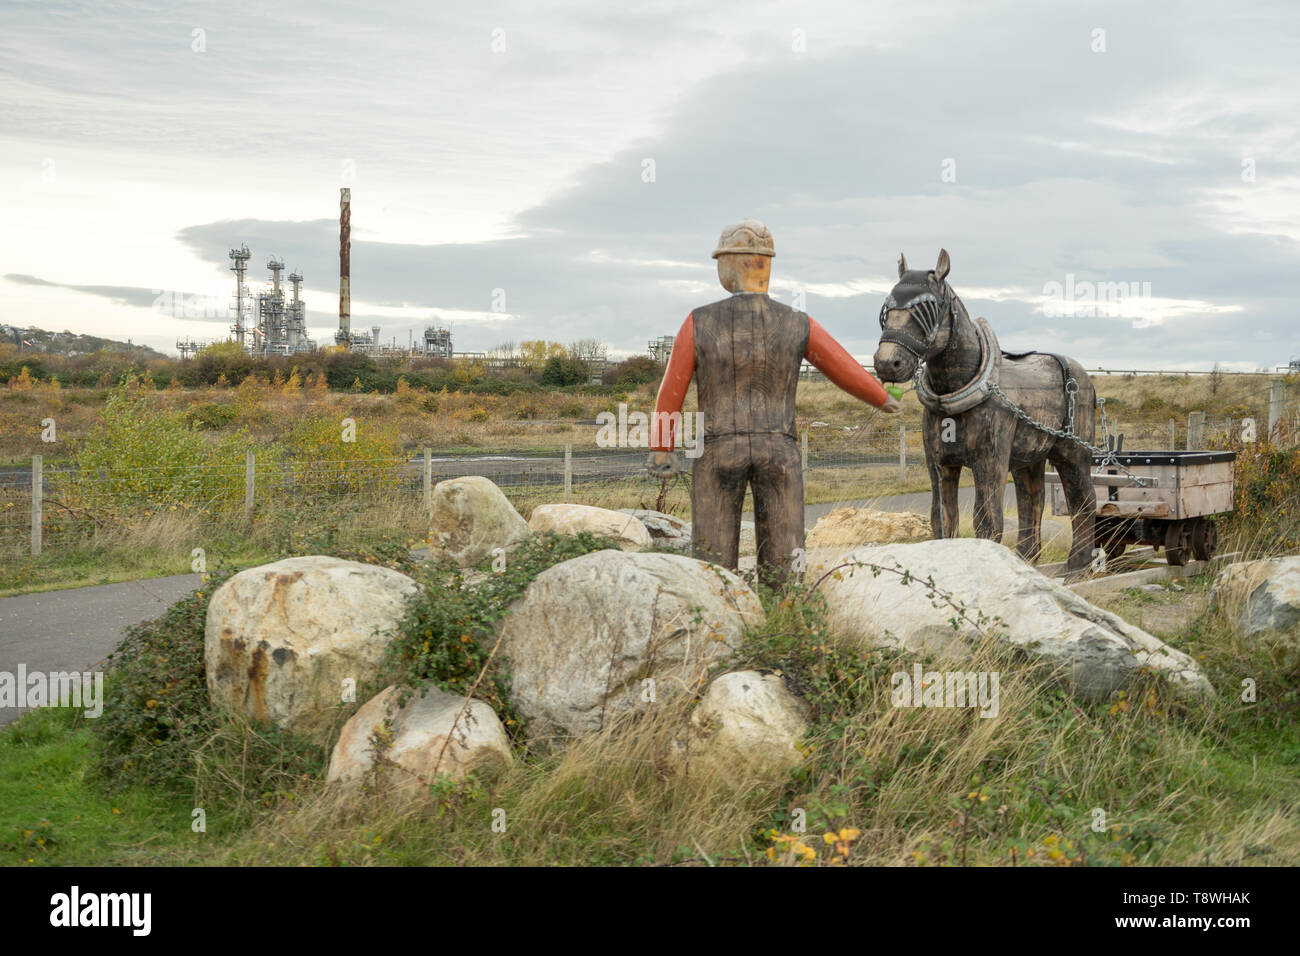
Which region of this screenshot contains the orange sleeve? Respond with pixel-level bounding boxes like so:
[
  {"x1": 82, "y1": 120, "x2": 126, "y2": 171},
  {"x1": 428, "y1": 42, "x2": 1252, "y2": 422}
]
[
  {"x1": 650, "y1": 313, "x2": 695, "y2": 451},
  {"x1": 805, "y1": 317, "x2": 890, "y2": 407}
]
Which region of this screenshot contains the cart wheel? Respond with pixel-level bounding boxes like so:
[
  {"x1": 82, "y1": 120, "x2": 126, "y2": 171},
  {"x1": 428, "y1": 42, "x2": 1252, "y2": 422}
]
[
  {"x1": 1191, "y1": 518, "x2": 1217, "y2": 562},
  {"x1": 1164, "y1": 520, "x2": 1191, "y2": 567}
]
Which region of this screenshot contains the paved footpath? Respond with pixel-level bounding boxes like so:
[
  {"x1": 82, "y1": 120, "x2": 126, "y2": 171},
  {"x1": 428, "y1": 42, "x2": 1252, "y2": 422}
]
[
  {"x1": 0, "y1": 486, "x2": 1068, "y2": 728},
  {"x1": 0, "y1": 573, "x2": 202, "y2": 727}
]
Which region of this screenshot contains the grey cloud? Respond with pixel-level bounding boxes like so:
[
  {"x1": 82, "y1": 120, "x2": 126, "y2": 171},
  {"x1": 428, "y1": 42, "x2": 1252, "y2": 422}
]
[
  {"x1": 10, "y1": 0, "x2": 1298, "y2": 367},
  {"x1": 4, "y1": 273, "x2": 162, "y2": 311}
]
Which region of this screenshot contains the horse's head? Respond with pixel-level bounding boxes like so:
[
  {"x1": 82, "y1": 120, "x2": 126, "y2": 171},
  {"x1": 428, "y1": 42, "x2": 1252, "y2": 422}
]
[{"x1": 873, "y1": 248, "x2": 955, "y2": 382}]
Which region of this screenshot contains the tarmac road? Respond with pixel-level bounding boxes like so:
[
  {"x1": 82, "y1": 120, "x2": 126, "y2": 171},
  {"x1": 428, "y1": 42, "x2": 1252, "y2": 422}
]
[{"x1": 0, "y1": 573, "x2": 202, "y2": 727}]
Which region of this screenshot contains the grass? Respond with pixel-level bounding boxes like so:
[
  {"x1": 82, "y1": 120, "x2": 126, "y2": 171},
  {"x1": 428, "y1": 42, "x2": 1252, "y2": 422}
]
[
  {"x1": 1, "y1": 524, "x2": 1296, "y2": 866},
  {"x1": 2, "y1": 367, "x2": 1293, "y2": 593},
  {"x1": 0, "y1": 493, "x2": 432, "y2": 597},
  {"x1": 0, "y1": 707, "x2": 191, "y2": 866},
  {"x1": 0, "y1": 462, "x2": 941, "y2": 595},
  {"x1": 6, "y1": 368, "x2": 1295, "y2": 463}
]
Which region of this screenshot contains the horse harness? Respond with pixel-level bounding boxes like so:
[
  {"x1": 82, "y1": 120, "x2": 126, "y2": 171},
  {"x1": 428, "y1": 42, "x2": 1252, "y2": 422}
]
[{"x1": 884, "y1": 282, "x2": 1150, "y2": 486}]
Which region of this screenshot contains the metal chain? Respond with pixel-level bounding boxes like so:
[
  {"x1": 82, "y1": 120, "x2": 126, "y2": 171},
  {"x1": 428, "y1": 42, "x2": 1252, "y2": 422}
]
[{"x1": 985, "y1": 380, "x2": 1152, "y2": 488}]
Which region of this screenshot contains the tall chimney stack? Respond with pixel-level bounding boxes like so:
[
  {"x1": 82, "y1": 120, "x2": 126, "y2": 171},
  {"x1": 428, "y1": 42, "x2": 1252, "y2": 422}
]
[{"x1": 336, "y1": 187, "x2": 351, "y2": 346}]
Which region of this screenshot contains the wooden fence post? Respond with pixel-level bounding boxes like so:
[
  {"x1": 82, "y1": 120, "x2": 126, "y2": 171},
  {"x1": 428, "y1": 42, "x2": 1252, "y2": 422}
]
[
  {"x1": 244, "y1": 450, "x2": 255, "y2": 516},
  {"x1": 1187, "y1": 411, "x2": 1205, "y2": 450},
  {"x1": 899, "y1": 426, "x2": 907, "y2": 483},
  {"x1": 1269, "y1": 380, "x2": 1285, "y2": 440},
  {"x1": 563, "y1": 444, "x2": 572, "y2": 502},
  {"x1": 801, "y1": 428, "x2": 808, "y2": 487},
  {"x1": 31, "y1": 454, "x2": 42, "y2": 558},
  {"x1": 1169, "y1": 418, "x2": 1176, "y2": 450},
  {"x1": 423, "y1": 447, "x2": 433, "y2": 515}
]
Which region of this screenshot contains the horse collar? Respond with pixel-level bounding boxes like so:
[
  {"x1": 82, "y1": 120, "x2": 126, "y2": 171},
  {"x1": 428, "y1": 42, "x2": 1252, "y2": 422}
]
[{"x1": 913, "y1": 317, "x2": 1001, "y2": 416}]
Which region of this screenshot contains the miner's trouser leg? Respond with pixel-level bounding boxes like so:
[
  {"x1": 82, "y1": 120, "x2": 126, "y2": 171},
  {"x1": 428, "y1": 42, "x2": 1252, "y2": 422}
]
[{"x1": 691, "y1": 434, "x2": 804, "y2": 585}]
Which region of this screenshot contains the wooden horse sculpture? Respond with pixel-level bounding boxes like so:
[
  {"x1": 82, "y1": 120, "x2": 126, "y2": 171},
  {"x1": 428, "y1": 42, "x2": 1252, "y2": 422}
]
[{"x1": 872, "y1": 249, "x2": 1097, "y2": 572}]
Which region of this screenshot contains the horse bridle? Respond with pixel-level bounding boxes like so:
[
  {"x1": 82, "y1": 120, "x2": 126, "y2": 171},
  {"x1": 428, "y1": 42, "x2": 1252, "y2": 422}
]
[{"x1": 878, "y1": 285, "x2": 954, "y2": 361}]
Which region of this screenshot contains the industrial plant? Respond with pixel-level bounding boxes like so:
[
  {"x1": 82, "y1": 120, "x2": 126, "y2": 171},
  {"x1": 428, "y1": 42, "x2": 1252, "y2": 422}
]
[{"x1": 177, "y1": 187, "x2": 455, "y2": 361}]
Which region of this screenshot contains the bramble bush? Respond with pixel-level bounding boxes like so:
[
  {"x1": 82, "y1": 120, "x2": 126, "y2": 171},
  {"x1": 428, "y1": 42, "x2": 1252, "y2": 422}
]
[
  {"x1": 1228, "y1": 429, "x2": 1300, "y2": 553},
  {"x1": 381, "y1": 531, "x2": 622, "y2": 736}
]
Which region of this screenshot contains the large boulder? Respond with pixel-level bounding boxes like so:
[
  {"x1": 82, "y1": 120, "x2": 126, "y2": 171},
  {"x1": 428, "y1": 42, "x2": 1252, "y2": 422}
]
[
  {"x1": 497, "y1": 550, "x2": 763, "y2": 742},
  {"x1": 429, "y1": 476, "x2": 531, "y2": 567},
  {"x1": 1212, "y1": 556, "x2": 1300, "y2": 636},
  {"x1": 817, "y1": 538, "x2": 1212, "y2": 701},
  {"x1": 807, "y1": 507, "x2": 931, "y2": 551},
  {"x1": 327, "y1": 685, "x2": 512, "y2": 790},
  {"x1": 205, "y1": 556, "x2": 420, "y2": 742},
  {"x1": 529, "y1": 503, "x2": 651, "y2": 550},
  {"x1": 682, "y1": 671, "x2": 808, "y2": 782},
  {"x1": 1212, "y1": 556, "x2": 1300, "y2": 674}
]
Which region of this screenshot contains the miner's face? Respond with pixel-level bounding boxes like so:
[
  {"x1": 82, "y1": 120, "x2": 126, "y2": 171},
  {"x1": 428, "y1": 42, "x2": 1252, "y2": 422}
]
[{"x1": 716, "y1": 253, "x2": 772, "y2": 293}]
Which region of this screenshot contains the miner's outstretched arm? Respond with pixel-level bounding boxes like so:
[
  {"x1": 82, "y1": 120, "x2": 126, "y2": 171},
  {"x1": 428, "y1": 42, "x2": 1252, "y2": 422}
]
[
  {"x1": 649, "y1": 313, "x2": 695, "y2": 452},
  {"x1": 805, "y1": 317, "x2": 895, "y2": 409}
]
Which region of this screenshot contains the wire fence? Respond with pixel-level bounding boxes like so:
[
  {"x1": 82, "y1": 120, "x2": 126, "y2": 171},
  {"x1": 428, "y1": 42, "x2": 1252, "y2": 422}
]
[{"x1": 3, "y1": 397, "x2": 1298, "y2": 560}]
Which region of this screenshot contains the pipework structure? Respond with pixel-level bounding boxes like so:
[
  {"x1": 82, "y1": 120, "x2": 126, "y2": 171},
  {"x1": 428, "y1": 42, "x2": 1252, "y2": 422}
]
[
  {"x1": 229, "y1": 245, "x2": 251, "y2": 349},
  {"x1": 648, "y1": 334, "x2": 675, "y2": 363},
  {"x1": 423, "y1": 325, "x2": 453, "y2": 358},
  {"x1": 220, "y1": 249, "x2": 316, "y2": 357}
]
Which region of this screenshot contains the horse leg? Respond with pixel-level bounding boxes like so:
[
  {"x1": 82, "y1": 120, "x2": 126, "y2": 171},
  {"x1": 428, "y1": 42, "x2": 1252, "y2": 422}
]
[
  {"x1": 940, "y1": 465, "x2": 961, "y2": 538},
  {"x1": 1053, "y1": 445, "x2": 1097, "y2": 573},
  {"x1": 927, "y1": 459, "x2": 943, "y2": 539},
  {"x1": 1012, "y1": 461, "x2": 1045, "y2": 562},
  {"x1": 971, "y1": 453, "x2": 1010, "y2": 543}
]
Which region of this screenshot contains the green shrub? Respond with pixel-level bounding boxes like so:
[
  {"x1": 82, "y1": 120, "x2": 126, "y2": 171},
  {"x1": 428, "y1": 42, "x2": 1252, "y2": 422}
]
[
  {"x1": 602, "y1": 355, "x2": 662, "y2": 387},
  {"x1": 382, "y1": 531, "x2": 621, "y2": 735},
  {"x1": 62, "y1": 377, "x2": 275, "y2": 518},
  {"x1": 539, "y1": 356, "x2": 589, "y2": 387},
  {"x1": 185, "y1": 401, "x2": 239, "y2": 430},
  {"x1": 1229, "y1": 434, "x2": 1300, "y2": 553}
]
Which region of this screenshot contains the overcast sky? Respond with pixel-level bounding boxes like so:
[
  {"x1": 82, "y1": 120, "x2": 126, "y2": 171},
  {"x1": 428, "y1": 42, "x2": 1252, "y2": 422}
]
[{"x1": 2, "y1": 0, "x2": 1297, "y2": 369}]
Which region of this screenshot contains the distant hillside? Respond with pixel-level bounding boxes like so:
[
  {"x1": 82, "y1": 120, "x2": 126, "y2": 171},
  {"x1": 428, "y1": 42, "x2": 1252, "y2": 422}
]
[{"x1": 0, "y1": 325, "x2": 166, "y2": 359}]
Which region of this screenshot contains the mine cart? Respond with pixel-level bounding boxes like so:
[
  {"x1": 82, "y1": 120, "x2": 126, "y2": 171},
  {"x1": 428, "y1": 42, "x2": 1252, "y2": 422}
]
[{"x1": 1049, "y1": 450, "x2": 1235, "y2": 566}]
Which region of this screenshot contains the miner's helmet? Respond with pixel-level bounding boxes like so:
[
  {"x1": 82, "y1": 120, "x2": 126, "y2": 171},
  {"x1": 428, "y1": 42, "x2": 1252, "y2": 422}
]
[{"x1": 712, "y1": 219, "x2": 775, "y2": 258}]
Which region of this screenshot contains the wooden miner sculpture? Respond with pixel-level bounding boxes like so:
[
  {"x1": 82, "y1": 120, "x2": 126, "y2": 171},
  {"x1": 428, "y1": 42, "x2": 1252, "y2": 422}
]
[{"x1": 647, "y1": 219, "x2": 901, "y2": 583}]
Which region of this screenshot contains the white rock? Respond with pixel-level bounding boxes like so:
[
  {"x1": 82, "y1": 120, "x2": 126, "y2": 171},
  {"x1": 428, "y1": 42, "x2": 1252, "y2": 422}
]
[
  {"x1": 1212, "y1": 556, "x2": 1300, "y2": 636},
  {"x1": 327, "y1": 685, "x2": 512, "y2": 789},
  {"x1": 497, "y1": 550, "x2": 763, "y2": 741},
  {"x1": 684, "y1": 671, "x2": 808, "y2": 781},
  {"x1": 619, "y1": 508, "x2": 691, "y2": 550},
  {"x1": 205, "y1": 556, "x2": 420, "y2": 742},
  {"x1": 529, "y1": 503, "x2": 652, "y2": 550},
  {"x1": 429, "y1": 476, "x2": 531, "y2": 567},
  {"x1": 818, "y1": 538, "x2": 1212, "y2": 701}
]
